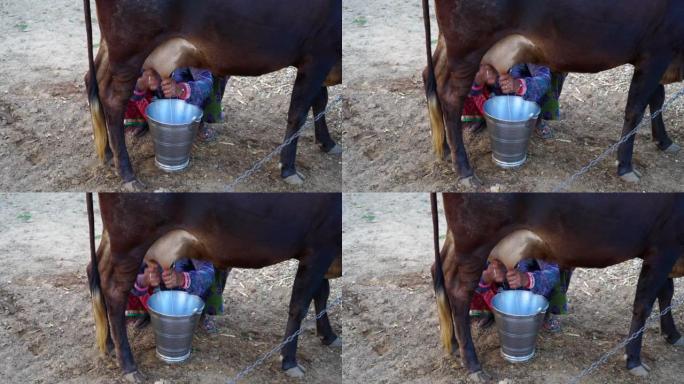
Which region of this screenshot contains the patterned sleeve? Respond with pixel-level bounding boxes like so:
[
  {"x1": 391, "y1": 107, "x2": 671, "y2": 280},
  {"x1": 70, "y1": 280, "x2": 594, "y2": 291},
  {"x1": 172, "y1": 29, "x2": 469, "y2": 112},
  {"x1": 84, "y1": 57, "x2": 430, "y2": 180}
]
[
  {"x1": 475, "y1": 262, "x2": 496, "y2": 294},
  {"x1": 181, "y1": 259, "x2": 216, "y2": 297},
  {"x1": 177, "y1": 68, "x2": 214, "y2": 107},
  {"x1": 130, "y1": 264, "x2": 150, "y2": 297},
  {"x1": 519, "y1": 260, "x2": 560, "y2": 297},
  {"x1": 511, "y1": 64, "x2": 552, "y2": 105}
]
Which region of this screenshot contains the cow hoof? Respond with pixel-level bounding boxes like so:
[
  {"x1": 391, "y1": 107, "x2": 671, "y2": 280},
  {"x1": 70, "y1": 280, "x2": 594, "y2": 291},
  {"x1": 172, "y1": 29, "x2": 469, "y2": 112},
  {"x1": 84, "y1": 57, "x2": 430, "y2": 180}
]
[
  {"x1": 468, "y1": 370, "x2": 493, "y2": 383},
  {"x1": 283, "y1": 172, "x2": 305, "y2": 186},
  {"x1": 325, "y1": 144, "x2": 343, "y2": 155},
  {"x1": 284, "y1": 364, "x2": 306, "y2": 378},
  {"x1": 123, "y1": 371, "x2": 145, "y2": 384},
  {"x1": 619, "y1": 170, "x2": 642, "y2": 183},
  {"x1": 328, "y1": 336, "x2": 343, "y2": 348},
  {"x1": 663, "y1": 142, "x2": 681, "y2": 154},
  {"x1": 123, "y1": 179, "x2": 145, "y2": 192},
  {"x1": 628, "y1": 363, "x2": 651, "y2": 377},
  {"x1": 458, "y1": 174, "x2": 482, "y2": 189}
]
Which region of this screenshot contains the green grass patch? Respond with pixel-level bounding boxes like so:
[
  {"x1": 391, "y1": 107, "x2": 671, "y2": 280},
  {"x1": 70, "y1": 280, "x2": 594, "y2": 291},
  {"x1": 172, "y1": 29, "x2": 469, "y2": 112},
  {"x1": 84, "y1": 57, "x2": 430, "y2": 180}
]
[
  {"x1": 361, "y1": 212, "x2": 376, "y2": 223},
  {"x1": 352, "y1": 16, "x2": 367, "y2": 27},
  {"x1": 17, "y1": 212, "x2": 32, "y2": 222},
  {"x1": 15, "y1": 22, "x2": 29, "y2": 32}
]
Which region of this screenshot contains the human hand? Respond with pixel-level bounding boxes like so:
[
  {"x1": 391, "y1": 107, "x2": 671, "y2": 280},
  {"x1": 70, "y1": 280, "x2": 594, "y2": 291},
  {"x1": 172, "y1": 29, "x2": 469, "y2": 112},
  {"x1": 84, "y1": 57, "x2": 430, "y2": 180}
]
[
  {"x1": 483, "y1": 260, "x2": 507, "y2": 284},
  {"x1": 161, "y1": 78, "x2": 181, "y2": 98},
  {"x1": 140, "y1": 265, "x2": 161, "y2": 287},
  {"x1": 474, "y1": 64, "x2": 497, "y2": 87},
  {"x1": 506, "y1": 270, "x2": 529, "y2": 289},
  {"x1": 136, "y1": 69, "x2": 160, "y2": 92},
  {"x1": 499, "y1": 74, "x2": 521, "y2": 94},
  {"x1": 161, "y1": 269, "x2": 185, "y2": 289}
]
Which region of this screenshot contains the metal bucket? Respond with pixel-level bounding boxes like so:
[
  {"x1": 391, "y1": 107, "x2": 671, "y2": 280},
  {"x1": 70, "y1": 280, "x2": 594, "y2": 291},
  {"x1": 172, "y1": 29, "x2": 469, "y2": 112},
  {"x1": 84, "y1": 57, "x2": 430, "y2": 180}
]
[
  {"x1": 147, "y1": 291, "x2": 205, "y2": 363},
  {"x1": 484, "y1": 96, "x2": 541, "y2": 168},
  {"x1": 491, "y1": 290, "x2": 548, "y2": 363},
  {"x1": 146, "y1": 99, "x2": 203, "y2": 172}
]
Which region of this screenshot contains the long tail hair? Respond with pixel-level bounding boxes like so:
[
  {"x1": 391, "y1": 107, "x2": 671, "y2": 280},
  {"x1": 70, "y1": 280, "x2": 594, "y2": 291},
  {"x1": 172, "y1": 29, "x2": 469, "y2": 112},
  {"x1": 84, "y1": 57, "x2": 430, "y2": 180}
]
[
  {"x1": 431, "y1": 193, "x2": 454, "y2": 353},
  {"x1": 83, "y1": 0, "x2": 108, "y2": 160},
  {"x1": 87, "y1": 193, "x2": 108, "y2": 353},
  {"x1": 422, "y1": 0, "x2": 447, "y2": 159}
]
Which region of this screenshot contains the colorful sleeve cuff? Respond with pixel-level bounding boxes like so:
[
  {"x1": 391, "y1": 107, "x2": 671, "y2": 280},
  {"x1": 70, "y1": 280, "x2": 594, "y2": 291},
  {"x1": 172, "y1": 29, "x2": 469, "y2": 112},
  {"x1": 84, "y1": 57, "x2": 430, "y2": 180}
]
[
  {"x1": 525, "y1": 272, "x2": 535, "y2": 290},
  {"x1": 134, "y1": 281, "x2": 148, "y2": 293},
  {"x1": 182, "y1": 271, "x2": 191, "y2": 290},
  {"x1": 516, "y1": 79, "x2": 527, "y2": 97},
  {"x1": 178, "y1": 82, "x2": 191, "y2": 101}
]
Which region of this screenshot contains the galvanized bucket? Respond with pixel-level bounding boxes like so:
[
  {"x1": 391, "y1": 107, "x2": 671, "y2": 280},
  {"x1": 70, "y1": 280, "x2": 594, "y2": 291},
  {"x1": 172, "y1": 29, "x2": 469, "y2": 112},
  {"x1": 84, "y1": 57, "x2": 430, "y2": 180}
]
[
  {"x1": 147, "y1": 290, "x2": 205, "y2": 363},
  {"x1": 146, "y1": 99, "x2": 204, "y2": 172},
  {"x1": 484, "y1": 96, "x2": 541, "y2": 168},
  {"x1": 491, "y1": 290, "x2": 548, "y2": 363}
]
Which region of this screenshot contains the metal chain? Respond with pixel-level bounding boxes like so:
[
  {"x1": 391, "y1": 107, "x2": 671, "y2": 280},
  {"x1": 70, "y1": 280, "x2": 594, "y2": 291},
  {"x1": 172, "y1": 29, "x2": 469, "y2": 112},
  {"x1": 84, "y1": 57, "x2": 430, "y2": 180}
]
[
  {"x1": 226, "y1": 296, "x2": 343, "y2": 384},
  {"x1": 224, "y1": 95, "x2": 343, "y2": 192},
  {"x1": 553, "y1": 86, "x2": 684, "y2": 192},
  {"x1": 568, "y1": 295, "x2": 684, "y2": 383}
]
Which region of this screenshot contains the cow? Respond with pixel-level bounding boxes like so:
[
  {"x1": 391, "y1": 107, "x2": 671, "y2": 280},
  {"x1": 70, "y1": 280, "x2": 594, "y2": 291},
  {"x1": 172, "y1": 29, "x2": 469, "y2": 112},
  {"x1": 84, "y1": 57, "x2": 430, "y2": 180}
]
[
  {"x1": 83, "y1": 0, "x2": 342, "y2": 190},
  {"x1": 430, "y1": 193, "x2": 684, "y2": 382},
  {"x1": 87, "y1": 193, "x2": 342, "y2": 383},
  {"x1": 422, "y1": 0, "x2": 684, "y2": 188}
]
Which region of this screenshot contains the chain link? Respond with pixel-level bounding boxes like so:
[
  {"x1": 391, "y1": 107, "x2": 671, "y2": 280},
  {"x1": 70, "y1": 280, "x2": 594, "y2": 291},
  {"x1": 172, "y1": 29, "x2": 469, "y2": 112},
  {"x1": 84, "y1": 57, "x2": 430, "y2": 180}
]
[
  {"x1": 569, "y1": 295, "x2": 684, "y2": 383},
  {"x1": 224, "y1": 95, "x2": 343, "y2": 192},
  {"x1": 226, "y1": 296, "x2": 343, "y2": 384},
  {"x1": 553, "y1": 86, "x2": 684, "y2": 192}
]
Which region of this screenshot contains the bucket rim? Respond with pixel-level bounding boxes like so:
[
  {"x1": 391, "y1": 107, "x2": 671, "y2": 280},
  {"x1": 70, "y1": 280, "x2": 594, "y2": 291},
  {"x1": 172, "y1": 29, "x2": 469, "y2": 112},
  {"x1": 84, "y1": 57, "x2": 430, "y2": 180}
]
[
  {"x1": 145, "y1": 99, "x2": 204, "y2": 127},
  {"x1": 484, "y1": 95, "x2": 541, "y2": 123},
  {"x1": 491, "y1": 291, "x2": 549, "y2": 318},
  {"x1": 147, "y1": 291, "x2": 205, "y2": 318}
]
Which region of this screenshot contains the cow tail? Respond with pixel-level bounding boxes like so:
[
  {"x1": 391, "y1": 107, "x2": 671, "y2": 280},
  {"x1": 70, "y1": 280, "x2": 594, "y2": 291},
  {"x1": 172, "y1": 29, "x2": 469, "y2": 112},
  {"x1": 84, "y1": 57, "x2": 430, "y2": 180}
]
[
  {"x1": 431, "y1": 192, "x2": 454, "y2": 354},
  {"x1": 422, "y1": 0, "x2": 446, "y2": 160},
  {"x1": 84, "y1": 0, "x2": 108, "y2": 161},
  {"x1": 87, "y1": 192, "x2": 108, "y2": 354}
]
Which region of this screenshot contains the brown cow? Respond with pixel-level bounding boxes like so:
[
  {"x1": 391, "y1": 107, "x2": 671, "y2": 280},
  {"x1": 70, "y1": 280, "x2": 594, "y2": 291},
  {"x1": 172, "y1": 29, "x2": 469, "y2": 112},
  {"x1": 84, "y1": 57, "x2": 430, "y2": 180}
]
[
  {"x1": 83, "y1": 0, "x2": 342, "y2": 190},
  {"x1": 431, "y1": 193, "x2": 684, "y2": 382},
  {"x1": 422, "y1": 0, "x2": 683, "y2": 188},
  {"x1": 87, "y1": 193, "x2": 342, "y2": 382}
]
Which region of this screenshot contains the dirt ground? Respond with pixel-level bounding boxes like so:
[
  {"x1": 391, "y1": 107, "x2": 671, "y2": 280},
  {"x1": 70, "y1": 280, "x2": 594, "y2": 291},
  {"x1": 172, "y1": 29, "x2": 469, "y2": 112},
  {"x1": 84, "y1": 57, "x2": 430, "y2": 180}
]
[
  {"x1": 0, "y1": 193, "x2": 342, "y2": 384},
  {"x1": 342, "y1": 193, "x2": 684, "y2": 384},
  {"x1": 341, "y1": 0, "x2": 684, "y2": 192},
  {"x1": 0, "y1": 1, "x2": 342, "y2": 192}
]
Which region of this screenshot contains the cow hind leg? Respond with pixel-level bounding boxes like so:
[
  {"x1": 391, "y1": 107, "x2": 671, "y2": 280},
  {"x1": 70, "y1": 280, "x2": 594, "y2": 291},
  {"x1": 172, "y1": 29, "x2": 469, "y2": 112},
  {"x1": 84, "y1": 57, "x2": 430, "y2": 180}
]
[
  {"x1": 313, "y1": 279, "x2": 341, "y2": 347},
  {"x1": 441, "y1": 54, "x2": 484, "y2": 188},
  {"x1": 657, "y1": 278, "x2": 683, "y2": 345},
  {"x1": 617, "y1": 57, "x2": 672, "y2": 182},
  {"x1": 445, "y1": 253, "x2": 492, "y2": 382},
  {"x1": 625, "y1": 251, "x2": 679, "y2": 376},
  {"x1": 102, "y1": 65, "x2": 146, "y2": 191},
  {"x1": 280, "y1": 61, "x2": 336, "y2": 185},
  {"x1": 312, "y1": 87, "x2": 342, "y2": 155},
  {"x1": 280, "y1": 251, "x2": 334, "y2": 377},
  {"x1": 649, "y1": 84, "x2": 680, "y2": 154}
]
